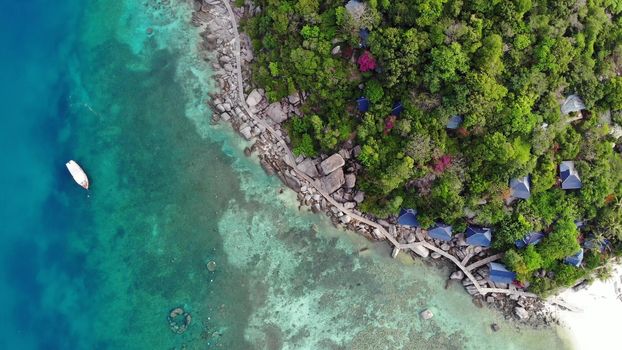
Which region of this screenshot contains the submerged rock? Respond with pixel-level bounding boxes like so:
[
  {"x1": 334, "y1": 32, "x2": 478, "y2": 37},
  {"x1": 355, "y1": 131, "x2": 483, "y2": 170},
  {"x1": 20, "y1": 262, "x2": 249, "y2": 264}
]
[
  {"x1": 420, "y1": 309, "x2": 434, "y2": 320},
  {"x1": 168, "y1": 307, "x2": 192, "y2": 334},
  {"x1": 207, "y1": 261, "x2": 217, "y2": 272},
  {"x1": 450, "y1": 270, "x2": 464, "y2": 280}
]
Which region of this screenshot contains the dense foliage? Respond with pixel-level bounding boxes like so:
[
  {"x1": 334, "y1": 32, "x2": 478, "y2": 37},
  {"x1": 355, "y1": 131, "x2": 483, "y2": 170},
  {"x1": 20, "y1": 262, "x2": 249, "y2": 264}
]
[{"x1": 243, "y1": 0, "x2": 622, "y2": 293}]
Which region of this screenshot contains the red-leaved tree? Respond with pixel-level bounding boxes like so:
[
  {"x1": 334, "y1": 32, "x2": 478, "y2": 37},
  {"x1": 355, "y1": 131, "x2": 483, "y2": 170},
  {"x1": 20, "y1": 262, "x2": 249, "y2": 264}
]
[
  {"x1": 358, "y1": 51, "x2": 376, "y2": 72},
  {"x1": 433, "y1": 155, "x2": 452, "y2": 173}
]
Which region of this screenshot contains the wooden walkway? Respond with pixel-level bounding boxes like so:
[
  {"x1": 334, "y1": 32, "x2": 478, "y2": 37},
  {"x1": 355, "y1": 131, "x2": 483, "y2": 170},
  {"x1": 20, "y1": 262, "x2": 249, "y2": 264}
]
[
  {"x1": 466, "y1": 253, "x2": 504, "y2": 271},
  {"x1": 219, "y1": 0, "x2": 534, "y2": 301}
]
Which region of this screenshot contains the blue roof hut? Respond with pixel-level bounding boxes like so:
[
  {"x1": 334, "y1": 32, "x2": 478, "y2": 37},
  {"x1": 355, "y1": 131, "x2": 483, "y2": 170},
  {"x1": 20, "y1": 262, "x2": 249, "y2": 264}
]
[
  {"x1": 560, "y1": 161, "x2": 582, "y2": 190},
  {"x1": 510, "y1": 176, "x2": 531, "y2": 199},
  {"x1": 356, "y1": 97, "x2": 370, "y2": 112},
  {"x1": 427, "y1": 223, "x2": 453, "y2": 241},
  {"x1": 465, "y1": 226, "x2": 492, "y2": 247},
  {"x1": 391, "y1": 101, "x2": 404, "y2": 116},
  {"x1": 515, "y1": 232, "x2": 545, "y2": 249},
  {"x1": 488, "y1": 262, "x2": 516, "y2": 284},
  {"x1": 359, "y1": 28, "x2": 370, "y2": 48},
  {"x1": 564, "y1": 249, "x2": 584, "y2": 267},
  {"x1": 446, "y1": 115, "x2": 463, "y2": 129},
  {"x1": 397, "y1": 208, "x2": 420, "y2": 227}
]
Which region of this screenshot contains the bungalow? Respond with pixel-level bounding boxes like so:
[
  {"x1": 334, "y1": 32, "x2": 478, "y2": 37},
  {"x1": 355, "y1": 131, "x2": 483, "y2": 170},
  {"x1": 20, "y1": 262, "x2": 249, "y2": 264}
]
[
  {"x1": 446, "y1": 115, "x2": 463, "y2": 129},
  {"x1": 509, "y1": 176, "x2": 531, "y2": 199},
  {"x1": 356, "y1": 97, "x2": 370, "y2": 112},
  {"x1": 560, "y1": 161, "x2": 582, "y2": 189},
  {"x1": 397, "y1": 208, "x2": 419, "y2": 227},
  {"x1": 489, "y1": 262, "x2": 516, "y2": 284},
  {"x1": 465, "y1": 226, "x2": 492, "y2": 247},
  {"x1": 359, "y1": 28, "x2": 370, "y2": 48},
  {"x1": 391, "y1": 101, "x2": 404, "y2": 117},
  {"x1": 564, "y1": 248, "x2": 584, "y2": 267},
  {"x1": 427, "y1": 223, "x2": 453, "y2": 241},
  {"x1": 561, "y1": 95, "x2": 586, "y2": 115},
  {"x1": 515, "y1": 231, "x2": 545, "y2": 249}
]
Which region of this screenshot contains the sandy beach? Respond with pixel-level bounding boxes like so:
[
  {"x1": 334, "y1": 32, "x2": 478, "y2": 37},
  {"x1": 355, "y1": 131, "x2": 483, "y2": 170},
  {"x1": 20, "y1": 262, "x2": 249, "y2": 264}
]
[{"x1": 550, "y1": 264, "x2": 622, "y2": 349}]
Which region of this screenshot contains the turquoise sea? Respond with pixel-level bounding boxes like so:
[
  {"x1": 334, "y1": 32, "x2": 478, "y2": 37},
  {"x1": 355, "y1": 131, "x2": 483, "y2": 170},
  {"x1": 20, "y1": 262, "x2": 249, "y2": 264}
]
[{"x1": 0, "y1": 0, "x2": 572, "y2": 349}]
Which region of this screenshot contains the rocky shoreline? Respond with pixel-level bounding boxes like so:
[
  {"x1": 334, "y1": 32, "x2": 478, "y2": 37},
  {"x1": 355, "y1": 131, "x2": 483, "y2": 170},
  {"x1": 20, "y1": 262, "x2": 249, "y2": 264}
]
[{"x1": 190, "y1": 0, "x2": 559, "y2": 328}]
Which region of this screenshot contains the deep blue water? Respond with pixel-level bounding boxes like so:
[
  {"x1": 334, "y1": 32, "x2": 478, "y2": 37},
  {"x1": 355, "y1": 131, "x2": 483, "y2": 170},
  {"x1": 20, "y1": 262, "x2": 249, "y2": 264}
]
[{"x1": 1, "y1": 0, "x2": 82, "y2": 348}]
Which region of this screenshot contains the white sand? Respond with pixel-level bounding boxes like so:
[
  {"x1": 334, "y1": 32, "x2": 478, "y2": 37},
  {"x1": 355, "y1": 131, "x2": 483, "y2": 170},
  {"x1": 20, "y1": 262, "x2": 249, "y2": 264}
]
[{"x1": 549, "y1": 265, "x2": 622, "y2": 350}]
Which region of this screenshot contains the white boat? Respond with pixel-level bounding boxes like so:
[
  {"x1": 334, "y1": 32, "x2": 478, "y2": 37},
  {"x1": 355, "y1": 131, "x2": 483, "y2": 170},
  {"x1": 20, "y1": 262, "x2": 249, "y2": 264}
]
[{"x1": 65, "y1": 160, "x2": 89, "y2": 189}]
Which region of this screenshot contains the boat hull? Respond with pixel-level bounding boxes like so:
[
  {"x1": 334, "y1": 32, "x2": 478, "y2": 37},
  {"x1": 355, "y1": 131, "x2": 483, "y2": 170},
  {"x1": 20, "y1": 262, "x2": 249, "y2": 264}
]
[{"x1": 66, "y1": 160, "x2": 89, "y2": 189}]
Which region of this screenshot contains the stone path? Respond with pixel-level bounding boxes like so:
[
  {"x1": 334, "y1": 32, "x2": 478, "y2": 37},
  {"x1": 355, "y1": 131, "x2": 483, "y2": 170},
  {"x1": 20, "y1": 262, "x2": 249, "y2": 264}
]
[{"x1": 218, "y1": 0, "x2": 538, "y2": 301}]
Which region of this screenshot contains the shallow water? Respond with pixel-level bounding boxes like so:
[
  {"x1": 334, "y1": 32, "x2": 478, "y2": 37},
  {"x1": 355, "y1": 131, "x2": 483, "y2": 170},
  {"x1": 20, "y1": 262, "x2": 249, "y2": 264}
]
[{"x1": 0, "y1": 0, "x2": 572, "y2": 349}]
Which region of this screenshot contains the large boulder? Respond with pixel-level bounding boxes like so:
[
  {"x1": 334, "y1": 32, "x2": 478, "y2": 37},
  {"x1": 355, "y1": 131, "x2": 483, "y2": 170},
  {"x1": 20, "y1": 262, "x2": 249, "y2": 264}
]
[
  {"x1": 297, "y1": 158, "x2": 319, "y2": 178},
  {"x1": 412, "y1": 244, "x2": 429, "y2": 258},
  {"x1": 319, "y1": 168, "x2": 345, "y2": 193},
  {"x1": 265, "y1": 102, "x2": 288, "y2": 123},
  {"x1": 345, "y1": 173, "x2": 356, "y2": 188},
  {"x1": 246, "y1": 89, "x2": 263, "y2": 107},
  {"x1": 320, "y1": 153, "x2": 345, "y2": 175}
]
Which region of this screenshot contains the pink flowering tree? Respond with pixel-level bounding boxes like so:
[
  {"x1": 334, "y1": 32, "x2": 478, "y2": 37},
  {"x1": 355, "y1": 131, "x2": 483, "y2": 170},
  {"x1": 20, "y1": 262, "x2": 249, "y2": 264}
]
[
  {"x1": 358, "y1": 51, "x2": 376, "y2": 72},
  {"x1": 433, "y1": 155, "x2": 452, "y2": 173}
]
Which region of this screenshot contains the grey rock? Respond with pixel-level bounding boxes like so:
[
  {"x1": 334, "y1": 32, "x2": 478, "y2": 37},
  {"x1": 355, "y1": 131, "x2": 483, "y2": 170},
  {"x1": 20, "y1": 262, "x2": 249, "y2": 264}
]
[
  {"x1": 297, "y1": 158, "x2": 319, "y2": 178},
  {"x1": 220, "y1": 112, "x2": 231, "y2": 121},
  {"x1": 491, "y1": 323, "x2": 500, "y2": 332},
  {"x1": 331, "y1": 45, "x2": 341, "y2": 55},
  {"x1": 340, "y1": 215, "x2": 352, "y2": 224},
  {"x1": 345, "y1": 173, "x2": 356, "y2": 188},
  {"x1": 319, "y1": 168, "x2": 345, "y2": 194},
  {"x1": 239, "y1": 126, "x2": 252, "y2": 140},
  {"x1": 311, "y1": 203, "x2": 321, "y2": 213},
  {"x1": 466, "y1": 285, "x2": 479, "y2": 295},
  {"x1": 353, "y1": 191, "x2": 365, "y2": 203},
  {"x1": 288, "y1": 93, "x2": 301, "y2": 105},
  {"x1": 440, "y1": 243, "x2": 450, "y2": 251},
  {"x1": 265, "y1": 102, "x2": 288, "y2": 123},
  {"x1": 352, "y1": 145, "x2": 362, "y2": 157},
  {"x1": 343, "y1": 202, "x2": 356, "y2": 209},
  {"x1": 339, "y1": 148, "x2": 351, "y2": 160},
  {"x1": 514, "y1": 307, "x2": 529, "y2": 320},
  {"x1": 283, "y1": 173, "x2": 301, "y2": 192},
  {"x1": 431, "y1": 252, "x2": 441, "y2": 259},
  {"x1": 320, "y1": 153, "x2": 345, "y2": 175},
  {"x1": 420, "y1": 309, "x2": 434, "y2": 320},
  {"x1": 246, "y1": 89, "x2": 263, "y2": 107}
]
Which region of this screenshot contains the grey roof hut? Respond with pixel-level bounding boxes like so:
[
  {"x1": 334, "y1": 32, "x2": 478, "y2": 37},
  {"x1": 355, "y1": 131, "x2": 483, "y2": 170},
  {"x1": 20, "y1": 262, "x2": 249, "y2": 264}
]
[
  {"x1": 510, "y1": 176, "x2": 531, "y2": 199},
  {"x1": 560, "y1": 161, "x2": 582, "y2": 190}
]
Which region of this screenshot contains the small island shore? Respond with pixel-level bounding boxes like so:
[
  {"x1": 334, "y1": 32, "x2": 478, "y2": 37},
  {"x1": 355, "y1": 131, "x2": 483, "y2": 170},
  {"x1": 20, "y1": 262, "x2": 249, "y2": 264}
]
[{"x1": 190, "y1": 0, "x2": 619, "y2": 333}]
